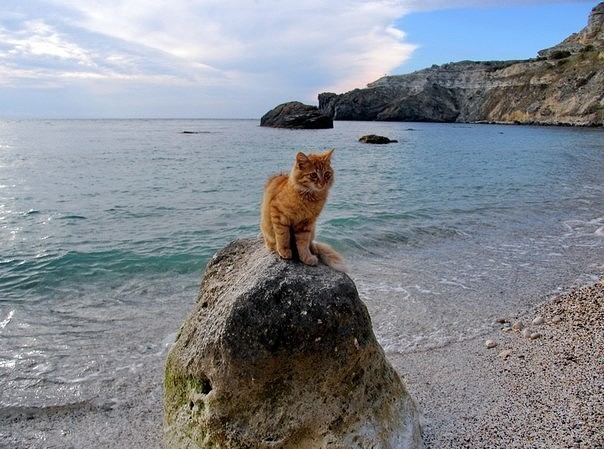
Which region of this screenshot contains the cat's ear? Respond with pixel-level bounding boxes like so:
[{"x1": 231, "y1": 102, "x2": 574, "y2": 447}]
[
  {"x1": 296, "y1": 152, "x2": 310, "y2": 169},
  {"x1": 324, "y1": 148, "x2": 335, "y2": 159}
]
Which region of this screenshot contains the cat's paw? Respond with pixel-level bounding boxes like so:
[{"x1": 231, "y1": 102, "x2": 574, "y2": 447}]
[
  {"x1": 278, "y1": 248, "x2": 293, "y2": 260},
  {"x1": 301, "y1": 254, "x2": 319, "y2": 266}
]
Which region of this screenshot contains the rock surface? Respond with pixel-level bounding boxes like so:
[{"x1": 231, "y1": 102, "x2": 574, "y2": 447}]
[
  {"x1": 164, "y1": 238, "x2": 422, "y2": 449},
  {"x1": 359, "y1": 135, "x2": 398, "y2": 144},
  {"x1": 260, "y1": 101, "x2": 333, "y2": 129},
  {"x1": 319, "y1": 3, "x2": 604, "y2": 127}
]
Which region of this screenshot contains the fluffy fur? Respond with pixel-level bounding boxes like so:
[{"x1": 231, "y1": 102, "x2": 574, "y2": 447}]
[{"x1": 260, "y1": 149, "x2": 346, "y2": 271}]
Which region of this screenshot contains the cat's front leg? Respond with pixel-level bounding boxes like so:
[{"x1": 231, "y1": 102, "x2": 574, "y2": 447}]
[
  {"x1": 273, "y1": 222, "x2": 293, "y2": 259},
  {"x1": 309, "y1": 229, "x2": 318, "y2": 255},
  {"x1": 295, "y1": 229, "x2": 319, "y2": 266}
]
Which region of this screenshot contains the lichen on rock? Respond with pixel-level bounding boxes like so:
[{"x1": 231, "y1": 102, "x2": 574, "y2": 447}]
[{"x1": 164, "y1": 238, "x2": 423, "y2": 449}]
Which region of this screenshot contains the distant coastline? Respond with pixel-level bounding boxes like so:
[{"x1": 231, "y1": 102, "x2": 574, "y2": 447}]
[{"x1": 318, "y1": 3, "x2": 604, "y2": 127}]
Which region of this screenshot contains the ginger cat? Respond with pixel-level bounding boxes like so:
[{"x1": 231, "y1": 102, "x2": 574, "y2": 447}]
[{"x1": 261, "y1": 149, "x2": 345, "y2": 272}]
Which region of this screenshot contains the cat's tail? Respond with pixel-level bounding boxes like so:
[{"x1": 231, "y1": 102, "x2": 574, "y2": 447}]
[{"x1": 313, "y1": 242, "x2": 347, "y2": 272}]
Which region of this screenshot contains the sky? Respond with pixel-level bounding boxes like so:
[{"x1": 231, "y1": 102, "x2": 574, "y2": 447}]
[{"x1": 0, "y1": 0, "x2": 597, "y2": 119}]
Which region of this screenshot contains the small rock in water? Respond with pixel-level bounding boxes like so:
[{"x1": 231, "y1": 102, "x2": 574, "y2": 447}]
[
  {"x1": 358, "y1": 134, "x2": 398, "y2": 144},
  {"x1": 485, "y1": 339, "x2": 498, "y2": 349},
  {"x1": 512, "y1": 321, "x2": 524, "y2": 332},
  {"x1": 521, "y1": 329, "x2": 532, "y2": 339},
  {"x1": 529, "y1": 332, "x2": 542, "y2": 340},
  {"x1": 498, "y1": 349, "x2": 513, "y2": 359},
  {"x1": 532, "y1": 316, "x2": 545, "y2": 326}
]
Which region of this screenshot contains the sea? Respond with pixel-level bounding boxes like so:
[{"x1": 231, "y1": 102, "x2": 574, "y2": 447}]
[{"x1": 0, "y1": 119, "x2": 603, "y2": 411}]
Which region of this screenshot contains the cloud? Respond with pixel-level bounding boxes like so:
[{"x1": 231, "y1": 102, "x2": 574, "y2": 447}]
[
  {"x1": 0, "y1": 0, "x2": 583, "y2": 117},
  {"x1": 1, "y1": 2, "x2": 415, "y2": 92}
]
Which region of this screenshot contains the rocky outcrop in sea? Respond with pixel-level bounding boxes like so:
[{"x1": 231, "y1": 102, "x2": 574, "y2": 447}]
[
  {"x1": 260, "y1": 101, "x2": 333, "y2": 129},
  {"x1": 359, "y1": 134, "x2": 398, "y2": 144},
  {"x1": 164, "y1": 238, "x2": 423, "y2": 449},
  {"x1": 319, "y1": 2, "x2": 604, "y2": 127}
]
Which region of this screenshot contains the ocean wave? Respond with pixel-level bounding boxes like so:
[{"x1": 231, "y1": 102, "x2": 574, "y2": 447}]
[
  {"x1": 58, "y1": 215, "x2": 87, "y2": 220},
  {"x1": 0, "y1": 310, "x2": 14, "y2": 329},
  {"x1": 321, "y1": 213, "x2": 463, "y2": 254},
  {"x1": 0, "y1": 248, "x2": 211, "y2": 299},
  {"x1": 562, "y1": 215, "x2": 604, "y2": 238}
]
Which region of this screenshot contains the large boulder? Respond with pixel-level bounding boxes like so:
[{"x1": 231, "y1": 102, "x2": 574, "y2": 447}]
[
  {"x1": 164, "y1": 238, "x2": 423, "y2": 449},
  {"x1": 260, "y1": 101, "x2": 334, "y2": 129}
]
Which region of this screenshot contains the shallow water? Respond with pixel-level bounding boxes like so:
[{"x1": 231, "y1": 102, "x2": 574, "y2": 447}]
[{"x1": 0, "y1": 119, "x2": 602, "y2": 408}]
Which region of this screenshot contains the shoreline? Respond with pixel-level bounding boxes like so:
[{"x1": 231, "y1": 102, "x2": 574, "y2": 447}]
[
  {"x1": 393, "y1": 279, "x2": 604, "y2": 448},
  {"x1": 2, "y1": 280, "x2": 602, "y2": 448}
]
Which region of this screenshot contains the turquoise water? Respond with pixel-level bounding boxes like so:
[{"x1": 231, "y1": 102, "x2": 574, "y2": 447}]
[{"x1": 0, "y1": 119, "x2": 603, "y2": 408}]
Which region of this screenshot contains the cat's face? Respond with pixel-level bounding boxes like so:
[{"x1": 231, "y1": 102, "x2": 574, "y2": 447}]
[{"x1": 292, "y1": 149, "x2": 335, "y2": 193}]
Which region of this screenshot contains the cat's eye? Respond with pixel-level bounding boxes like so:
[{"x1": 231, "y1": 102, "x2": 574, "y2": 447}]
[
  {"x1": 324, "y1": 172, "x2": 331, "y2": 180},
  {"x1": 310, "y1": 173, "x2": 318, "y2": 180}
]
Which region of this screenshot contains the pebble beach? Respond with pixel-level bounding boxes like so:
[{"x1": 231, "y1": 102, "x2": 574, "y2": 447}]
[
  {"x1": 1, "y1": 279, "x2": 602, "y2": 448},
  {"x1": 394, "y1": 278, "x2": 604, "y2": 448}
]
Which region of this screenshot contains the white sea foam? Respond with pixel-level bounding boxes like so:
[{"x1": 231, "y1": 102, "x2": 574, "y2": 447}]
[
  {"x1": 0, "y1": 359, "x2": 16, "y2": 369},
  {"x1": 0, "y1": 310, "x2": 14, "y2": 329}
]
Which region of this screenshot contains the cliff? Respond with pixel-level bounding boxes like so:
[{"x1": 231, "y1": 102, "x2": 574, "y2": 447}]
[{"x1": 319, "y1": 2, "x2": 604, "y2": 127}]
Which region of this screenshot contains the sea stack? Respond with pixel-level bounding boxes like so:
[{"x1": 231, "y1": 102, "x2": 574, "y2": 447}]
[
  {"x1": 260, "y1": 101, "x2": 334, "y2": 129},
  {"x1": 164, "y1": 238, "x2": 423, "y2": 449}
]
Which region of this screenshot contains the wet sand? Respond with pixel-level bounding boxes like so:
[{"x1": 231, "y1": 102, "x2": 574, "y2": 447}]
[{"x1": 2, "y1": 280, "x2": 602, "y2": 448}]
